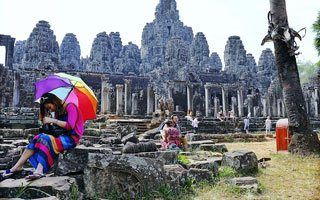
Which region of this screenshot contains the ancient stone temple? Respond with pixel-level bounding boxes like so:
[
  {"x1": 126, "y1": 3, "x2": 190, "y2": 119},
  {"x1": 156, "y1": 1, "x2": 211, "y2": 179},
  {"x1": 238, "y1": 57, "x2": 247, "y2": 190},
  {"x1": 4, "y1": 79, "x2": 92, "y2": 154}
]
[
  {"x1": 3, "y1": 0, "x2": 317, "y2": 121},
  {"x1": 140, "y1": 0, "x2": 194, "y2": 74},
  {"x1": 21, "y1": 20, "x2": 59, "y2": 71},
  {"x1": 59, "y1": 33, "x2": 81, "y2": 71}
]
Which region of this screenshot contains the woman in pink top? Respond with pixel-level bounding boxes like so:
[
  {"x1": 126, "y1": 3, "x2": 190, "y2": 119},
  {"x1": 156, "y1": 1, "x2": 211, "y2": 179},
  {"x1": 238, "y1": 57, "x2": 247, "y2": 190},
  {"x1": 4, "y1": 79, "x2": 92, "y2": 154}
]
[{"x1": 1, "y1": 93, "x2": 84, "y2": 180}]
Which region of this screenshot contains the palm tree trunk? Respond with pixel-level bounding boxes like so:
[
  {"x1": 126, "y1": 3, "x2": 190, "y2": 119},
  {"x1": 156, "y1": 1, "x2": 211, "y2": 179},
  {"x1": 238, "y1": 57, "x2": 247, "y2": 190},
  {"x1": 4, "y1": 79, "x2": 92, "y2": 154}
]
[{"x1": 270, "y1": 0, "x2": 320, "y2": 155}]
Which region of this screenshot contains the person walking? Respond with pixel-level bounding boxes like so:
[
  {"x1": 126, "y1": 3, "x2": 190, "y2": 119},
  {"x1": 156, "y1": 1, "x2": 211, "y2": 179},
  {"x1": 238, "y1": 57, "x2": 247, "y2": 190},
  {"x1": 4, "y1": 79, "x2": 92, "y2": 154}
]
[
  {"x1": 244, "y1": 117, "x2": 250, "y2": 134},
  {"x1": 265, "y1": 116, "x2": 271, "y2": 134},
  {"x1": 192, "y1": 116, "x2": 199, "y2": 134}
]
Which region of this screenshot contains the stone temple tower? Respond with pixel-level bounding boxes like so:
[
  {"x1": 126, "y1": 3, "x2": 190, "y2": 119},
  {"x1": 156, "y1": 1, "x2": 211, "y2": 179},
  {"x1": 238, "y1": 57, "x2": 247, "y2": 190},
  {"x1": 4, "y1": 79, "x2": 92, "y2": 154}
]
[
  {"x1": 21, "y1": 20, "x2": 59, "y2": 71},
  {"x1": 140, "y1": 0, "x2": 194, "y2": 74},
  {"x1": 59, "y1": 33, "x2": 81, "y2": 71}
]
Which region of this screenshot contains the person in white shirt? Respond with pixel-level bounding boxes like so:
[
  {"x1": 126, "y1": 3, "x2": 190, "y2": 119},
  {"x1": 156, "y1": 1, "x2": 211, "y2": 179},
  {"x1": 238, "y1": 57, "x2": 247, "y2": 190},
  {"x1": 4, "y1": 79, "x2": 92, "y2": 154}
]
[
  {"x1": 265, "y1": 116, "x2": 271, "y2": 133},
  {"x1": 192, "y1": 116, "x2": 199, "y2": 134}
]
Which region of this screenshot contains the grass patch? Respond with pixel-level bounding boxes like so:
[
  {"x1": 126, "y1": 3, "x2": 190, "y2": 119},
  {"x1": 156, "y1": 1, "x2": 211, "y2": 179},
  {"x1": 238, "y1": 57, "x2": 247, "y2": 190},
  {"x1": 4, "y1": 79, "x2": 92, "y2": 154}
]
[
  {"x1": 178, "y1": 154, "x2": 191, "y2": 164},
  {"x1": 194, "y1": 141, "x2": 320, "y2": 199}
]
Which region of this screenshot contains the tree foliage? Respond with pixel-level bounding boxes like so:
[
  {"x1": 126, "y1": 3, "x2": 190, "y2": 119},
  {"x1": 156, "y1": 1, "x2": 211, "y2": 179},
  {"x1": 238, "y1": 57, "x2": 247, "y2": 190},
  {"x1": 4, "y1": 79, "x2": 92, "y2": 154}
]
[
  {"x1": 297, "y1": 61, "x2": 319, "y2": 84},
  {"x1": 312, "y1": 11, "x2": 320, "y2": 56}
]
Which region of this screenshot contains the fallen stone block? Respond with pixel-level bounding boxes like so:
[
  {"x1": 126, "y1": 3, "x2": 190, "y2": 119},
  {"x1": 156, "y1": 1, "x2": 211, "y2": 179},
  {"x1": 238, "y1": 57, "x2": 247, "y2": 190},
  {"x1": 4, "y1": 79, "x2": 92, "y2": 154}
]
[
  {"x1": 0, "y1": 176, "x2": 78, "y2": 199},
  {"x1": 199, "y1": 144, "x2": 228, "y2": 153},
  {"x1": 224, "y1": 176, "x2": 258, "y2": 192},
  {"x1": 222, "y1": 149, "x2": 258, "y2": 174},
  {"x1": 84, "y1": 153, "x2": 166, "y2": 199},
  {"x1": 134, "y1": 151, "x2": 178, "y2": 165}
]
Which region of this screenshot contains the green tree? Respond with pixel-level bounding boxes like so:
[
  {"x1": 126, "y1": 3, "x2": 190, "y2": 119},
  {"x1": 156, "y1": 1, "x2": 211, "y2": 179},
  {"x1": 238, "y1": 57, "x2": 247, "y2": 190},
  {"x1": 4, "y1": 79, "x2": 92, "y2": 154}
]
[
  {"x1": 297, "y1": 61, "x2": 319, "y2": 84},
  {"x1": 312, "y1": 11, "x2": 320, "y2": 57}
]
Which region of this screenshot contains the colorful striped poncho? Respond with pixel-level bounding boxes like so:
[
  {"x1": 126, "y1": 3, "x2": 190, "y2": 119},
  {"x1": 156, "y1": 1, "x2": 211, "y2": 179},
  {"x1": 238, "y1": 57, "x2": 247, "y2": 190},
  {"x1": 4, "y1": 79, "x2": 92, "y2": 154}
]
[{"x1": 26, "y1": 103, "x2": 84, "y2": 173}]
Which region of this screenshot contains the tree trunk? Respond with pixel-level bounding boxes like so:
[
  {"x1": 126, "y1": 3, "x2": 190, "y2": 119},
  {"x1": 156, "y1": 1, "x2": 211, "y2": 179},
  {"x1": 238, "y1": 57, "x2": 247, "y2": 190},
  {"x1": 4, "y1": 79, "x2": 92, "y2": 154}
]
[{"x1": 270, "y1": 0, "x2": 320, "y2": 155}]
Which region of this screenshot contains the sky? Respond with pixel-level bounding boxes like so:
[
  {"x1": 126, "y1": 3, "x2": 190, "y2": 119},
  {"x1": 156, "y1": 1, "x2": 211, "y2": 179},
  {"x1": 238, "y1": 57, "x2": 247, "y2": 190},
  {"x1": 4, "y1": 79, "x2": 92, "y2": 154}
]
[{"x1": 0, "y1": 0, "x2": 319, "y2": 67}]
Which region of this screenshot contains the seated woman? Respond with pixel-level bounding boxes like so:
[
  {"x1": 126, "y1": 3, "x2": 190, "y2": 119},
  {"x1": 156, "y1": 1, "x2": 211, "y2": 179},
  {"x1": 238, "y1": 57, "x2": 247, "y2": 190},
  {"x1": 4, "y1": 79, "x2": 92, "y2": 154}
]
[
  {"x1": 164, "y1": 120, "x2": 182, "y2": 150},
  {"x1": 217, "y1": 111, "x2": 224, "y2": 121},
  {"x1": 185, "y1": 109, "x2": 193, "y2": 122},
  {"x1": 1, "y1": 93, "x2": 84, "y2": 180}
]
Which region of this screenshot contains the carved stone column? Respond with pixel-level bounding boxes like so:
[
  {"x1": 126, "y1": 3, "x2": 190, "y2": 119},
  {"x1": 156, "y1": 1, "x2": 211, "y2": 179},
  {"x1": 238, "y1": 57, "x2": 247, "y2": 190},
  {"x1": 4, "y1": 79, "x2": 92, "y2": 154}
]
[
  {"x1": 237, "y1": 88, "x2": 244, "y2": 117},
  {"x1": 187, "y1": 84, "x2": 193, "y2": 111},
  {"x1": 204, "y1": 84, "x2": 210, "y2": 117},
  {"x1": 231, "y1": 97, "x2": 237, "y2": 115},
  {"x1": 277, "y1": 99, "x2": 282, "y2": 117},
  {"x1": 168, "y1": 82, "x2": 173, "y2": 99},
  {"x1": 147, "y1": 85, "x2": 154, "y2": 115},
  {"x1": 154, "y1": 92, "x2": 159, "y2": 111},
  {"x1": 101, "y1": 81, "x2": 111, "y2": 114},
  {"x1": 131, "y1": 93, "x2": 138, "y2": 115},
  {"x1": 314, "y1": 88, "x2": 319, "y2": 117},
  {"x1": 247, "y1": 94, "x2": 254, "y2": 116},
  {"x1": 124, "y1": 79, "x2": 132, "y2": 115},
  {"x1": 214, "y1": 96, "x2": 220, "y2": 118},
  {"x1": 12, "y1": 71, "x2": 20, "y2": 107},
  {"x1": 222, "y1": 86, "x2": 228, "y2": 113},
  {"x1": 116, "y1": 84, "x2": 123, "y2": 116},
  {"x1": 272, "y1": 95, "x2": 277, "y2": 117},
  {"x1": 262, "y1": 96, "x2": 267, "y2": 117}
]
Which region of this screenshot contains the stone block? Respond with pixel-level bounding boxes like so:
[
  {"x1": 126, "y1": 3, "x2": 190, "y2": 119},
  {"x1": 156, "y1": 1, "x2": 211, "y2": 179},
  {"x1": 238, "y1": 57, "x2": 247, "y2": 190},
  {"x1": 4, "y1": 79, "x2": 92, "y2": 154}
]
[
  {"x1": 0, "y1": 176, "x2": 77, "y2": 199},
  {"x1": 84, "y1": 153, "x2": 166, "y2": 199},
  {"x1": 121, "y1": 132, "x2": 139, "y2": 144},
  {"x1": 199, "y1": 144, "x2": 228, "y2": 153},
  {"x1": 221, "y1": 149, "x2": 258, "y2": 174},
  {"x1": 134, "y1": 151, "x2": 178, "y2": 165},
  {"x1": 224, "y1": 176, "x2": 258, "y2": 191},
  {"x1": 187, "y1": 168, "x2": 213, "y2": 182},
  {"x1": 55, "y1": 146, "x2": 112, "y2": 176}
]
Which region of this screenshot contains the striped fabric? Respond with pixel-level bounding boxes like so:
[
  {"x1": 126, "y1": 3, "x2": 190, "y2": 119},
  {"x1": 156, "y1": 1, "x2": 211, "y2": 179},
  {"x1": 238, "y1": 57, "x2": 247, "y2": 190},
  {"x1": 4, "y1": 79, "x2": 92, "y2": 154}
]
[{"x1": 26, "y1": 109, "x2": 81, "y2": 173}]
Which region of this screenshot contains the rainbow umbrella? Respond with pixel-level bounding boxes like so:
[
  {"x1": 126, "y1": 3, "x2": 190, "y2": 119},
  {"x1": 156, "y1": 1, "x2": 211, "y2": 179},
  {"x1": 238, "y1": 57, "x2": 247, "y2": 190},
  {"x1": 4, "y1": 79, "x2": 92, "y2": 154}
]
[{"x1": 34, "y1": 73, "x2": 97, "y2": 121}]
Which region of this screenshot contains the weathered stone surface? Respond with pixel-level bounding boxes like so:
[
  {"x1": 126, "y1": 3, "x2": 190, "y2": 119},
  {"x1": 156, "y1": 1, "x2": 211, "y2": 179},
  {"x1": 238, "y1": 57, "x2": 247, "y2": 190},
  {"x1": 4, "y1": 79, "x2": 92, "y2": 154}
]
[
  {"x1": 13, "y1": 40, "x2": 26, "y2": 65},
  {"x1": 0, "y1": 129, "x2": 24, "y2": 138},
  {"x1": 224, "y1": 36, "x2": 247, "y2": 72},
  {"x1": 0, "y1": 176, "x2": 77, "y2": 199},
  {"x1": 121, "y1": 132, "x2": 139, "y2": 144},
  {"x1": 190, "y1": 32, "x2": 210, "y2": 71},
  {"x1": 163, "y1": 164, "x2": 188, "y2": 190},
  {"x1": 187, "y1": 168, "x2": 213, "y2": 182},
  {"x1": 21, "y1": 20, "x2": 59, "y2": 70},
  {"x1": 140, "y1": 0, "x2": 193, "y2": 74},
  {"x1": 114, "y1": 42, "x2": 141, "y2": 75},
  {"x1": 182, "y1": 157, "x2": 221, "y2": 176},
  {"x1": 199, "y1": 143, "x2": 228, "y2": 153},
  {"x1": 187, "y1": 140, "x2": 214, "y2": 151},
  {"x1": 55, "y1": 146, "x2": 112, "y2": 176},
  {"x1": 109, "y1": 32, "x2": 123, "y2": 59},
  {"x1": 209, "y1": 52, "x2": 222, "y2": 72},
  {"x1": 222, "y1": 149, "x2": 258, "y2": 174},
  {"x1": 59, "y1": 33, "x2": 81, "y2": 71},
  {"x1": 84, "y1": 153, "x2": 166, "y2": 199},
  {"x1": 122, "y1": 142, "x2": 157, "y2": 153},
  {"x1": 224, "y1": 176, "x2": 258, "y2": 191},
  {"x1": 134, "y1": 150, "x2": 178, "y2": 165},
  {"x1": 87, "y1": 32, "x2": 113, "y2": 73}
]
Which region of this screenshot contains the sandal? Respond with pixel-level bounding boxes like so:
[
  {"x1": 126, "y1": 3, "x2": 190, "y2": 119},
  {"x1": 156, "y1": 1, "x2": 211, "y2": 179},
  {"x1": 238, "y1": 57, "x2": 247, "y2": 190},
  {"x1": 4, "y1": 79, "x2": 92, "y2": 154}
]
[
  {"x1": 1, "y1": 169, "x2": 24, "y2": 180},
  {"x1": 26, "y1": 172, "x2": 44, "y2": 180}
]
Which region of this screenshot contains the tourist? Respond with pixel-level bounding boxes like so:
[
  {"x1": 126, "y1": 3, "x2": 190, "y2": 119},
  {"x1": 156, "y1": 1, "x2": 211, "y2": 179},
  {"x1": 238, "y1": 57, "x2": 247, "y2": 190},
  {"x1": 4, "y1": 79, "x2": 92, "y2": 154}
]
[
  {"x1": 185, "y1": 109, "x2": 193, "y2": 122},
  {"x1": 192, "y1": 116, "x2": 199, "y2": 134},
  {"x1": 244, "y1": 117, "x2": 250, "y2": 134},
  {"x1": 1, "y1": 93, "x2": 84, "y2": 180},
  {"x1": 265, "y1": 116, "x2": 271, "y2": 134},
  {"x1": 158, "y1": 119, "x2": 169, "y2": 149},
  {"x1": 171, "y1": 115, "x2": 188, "y2": 151},
  {"x1": 164, "y1": 120, "x2": 182, "y2": 150},
  {"x1": 217, "y1": 111, "x2": 224, "y2": 121},
  {"x1": 223, "y1": 111, "x2": 228, "y2": 121},
  {"x1": 229, "y1": 110, "x2": 236, "y2": 123}
]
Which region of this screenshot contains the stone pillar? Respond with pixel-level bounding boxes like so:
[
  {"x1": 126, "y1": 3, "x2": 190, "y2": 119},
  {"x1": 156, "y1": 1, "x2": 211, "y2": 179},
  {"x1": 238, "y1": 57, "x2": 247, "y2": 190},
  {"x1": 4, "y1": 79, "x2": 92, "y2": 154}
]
[
  {"x1": 262, "y1": 97, "x2": 267, "y2": 117},
  {"x1": 314, "y1": 88, "x2": 319, "y2": 117},
  {"x1": 247, "y1": 95, "x2": 253, "y2": 116},
  {"x1": 214, "y1": 97, "x2": 220, "y2": 118},
  {"x1": 12, "y1": 71, "x2": 20, "y2": 107},
  {"x1": 231, "y1": 97, "x2": 237, "y2": 114},
  {"x1": 131, "y1": 93, "x2": 138, "y2": 115},
  {"x1": 155, "y1": 92, "x2": 159, "y2": 111},
  {"x1": 147, "y1": 85, "x2": 154, "y2": 115},
  {"x1": 124, "y1": 79, "x2": 132, "y2": 115},
  {"x1": 222, "y1": 86, "x2": 228, "y2": 113},
  {"x1": 281, "y1": 99, "x2": 286, "y2": 117},
  {"x1": 237, "y1": 88, "x2": 244, "y2": 117},
  {"x1": 168, "y1": 82, "x2": 173, "y2": 99},
  {"x1": 116, "y1": 84, "x2": 124, "y2": 116},
  {"x1": 101, "y1": 82, "x2": 111, "y2": 114},
  {"x1": 272, "y1": 95, "x2": 277, "y2": 117},
  {"x1": 187, "y1": 84, "x2": 193, "y2": 111},
  {"x1": 204, "y1": 84, "x2": 210, "y2": 117},
  {"x1": 277, "y1": 99, "x2": 282, "y2": 117}
]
